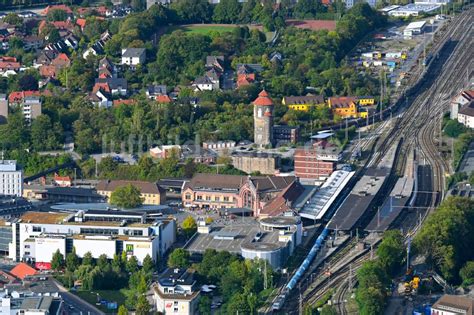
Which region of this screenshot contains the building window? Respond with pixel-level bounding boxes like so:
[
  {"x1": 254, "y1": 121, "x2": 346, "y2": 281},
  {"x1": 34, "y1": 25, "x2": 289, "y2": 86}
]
[
  {"x1": 206, "y1": 196, "x2": 211, "y2": 201},
  {"x1": 24, "y1": 245, "x2": 30, "y2": 249},
  {"x1": 25, "y1": 251, "x2": 30, "y2": 255},
  {"x1": 32, "y1": 226, "x2": 41, "y2": 232},
  {"x1": 185, "y1": 194, "x2": 191, "y2": 200},
  {"x1": 215, "y1": 196, "x2": 220, "y2": 202},
  {"x1": 224, "y1": 196, "x2": 229, "y2": 202}
]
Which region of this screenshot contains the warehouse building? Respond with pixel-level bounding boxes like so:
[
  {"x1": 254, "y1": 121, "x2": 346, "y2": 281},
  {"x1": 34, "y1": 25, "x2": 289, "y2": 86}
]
[{"x1": 7, "y1": 210, "x2": 175, "y2": 268}]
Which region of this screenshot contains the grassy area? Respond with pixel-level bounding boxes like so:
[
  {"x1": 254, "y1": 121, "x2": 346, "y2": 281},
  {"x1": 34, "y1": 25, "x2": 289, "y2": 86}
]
[
  {"x1": 74, "y1": 290, "x2": 126, "y2": 314},
  {"x1": 166, "y1": 24, "x2": 238, "y2": 35}
]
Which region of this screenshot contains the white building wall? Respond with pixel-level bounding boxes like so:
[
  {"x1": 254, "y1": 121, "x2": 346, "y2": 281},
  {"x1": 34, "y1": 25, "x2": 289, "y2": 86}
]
[
  {"x1": 34, "y1": 238, "x2": 66, "y2": 263},
  {"x1": 74, "y1": 238, "x2": 116, "y2": 259},
  {"x1": 0, "y1": 161, "x2": 23, "y2": 197},
  {"x1": 123, "y1": 239, "x2": 154, "y2": 265}
]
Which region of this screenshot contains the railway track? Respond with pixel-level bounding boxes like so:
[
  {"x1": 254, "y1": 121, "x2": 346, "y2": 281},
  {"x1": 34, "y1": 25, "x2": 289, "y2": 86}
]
[{"x1": 300, "y1": 9, "x2": 473, "y2": 314}]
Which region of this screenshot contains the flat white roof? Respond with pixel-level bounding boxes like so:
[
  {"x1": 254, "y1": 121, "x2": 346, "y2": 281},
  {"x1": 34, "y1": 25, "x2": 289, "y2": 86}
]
[
  {"x1": 299, "y1": 170, "x2": 355, "y2": 220},
  {"x1": 406, "y1": 21, "x2": 427, "y2": 30},
  {"x1": 380, "y1": 5, "x2": 400, "y2": 12},
  {"x1": 390, "y1": 3, "x2": 441, "y2": 12}
]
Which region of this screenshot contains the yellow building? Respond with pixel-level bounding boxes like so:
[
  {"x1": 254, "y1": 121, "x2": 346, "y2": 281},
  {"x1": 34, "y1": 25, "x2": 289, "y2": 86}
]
[
  {"x1": 358, "y1": 96, "x2": 376, "y2": 106},
  {"x1": 97, "y1": 180, "x2": 166, "y2": 205},
  {"x1": 328, "y1": 97, "x2": 359, "y2": 119},
  {"x1": 282, "y1": 95, "x2": 325, "y2": 111}
]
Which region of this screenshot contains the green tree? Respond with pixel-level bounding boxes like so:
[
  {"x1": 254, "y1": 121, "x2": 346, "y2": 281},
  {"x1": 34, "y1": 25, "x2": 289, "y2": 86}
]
[
  {"x1": 376, "y1": 230, "x2": 405, "y2": 276},
  {"x1": 51, "y1": 250, "x2": 64, "y2": 271},
  {"x1": 97, "y1": 254, "x2": 109, "y2": 270},
  {"x1": 127, "y1": 256, "x2": 139, "y2": 273},
  {"x1": 66, "y1": 248, "x2": 80, "y2": 272},
  {"x1": 118, "y1": 305, "x2": 128, "y2": 315},
  {"x1": 3, "y1": 13, "x2": 23, "y2": 26},
  {"x1": 198, "y1": 295, "x2": 211, "y2": 315},
  {"x1": 31, "y1": 115, "x2": 64, "y2": 151},
  {"x1": 135, "y1": 295, "x2": 150, "y2": 315},
  {"x1": 226, "y1": 293, "x2": 250, "y2": 314},
  {"x1": 460, "y1": 261, "x2": 474, "y2": 286},
  {"x1": 167, "y1": 248, "x2": 190, "y2": 268},
  {"x1": 47, "y1": 9, "x2": 68, "y2": 21},
  {"x1": 444, "y1": 120, "x2": 467, "y2": 138},
  {"x1": 182, "y1": 215, "x2": 197, "y2": 238},
  {"x1": 110, "y1": 184, "x2": 144, "y2": 209},
  {"x1": 142, "y1": 254, "x2": 154, "y2": 274},
  {"x1": 213, "y1": 0, "x2": 241, "y2": 23},
  {"x1": 82, "y1": 252, "x2": 94, "y2": 266}
]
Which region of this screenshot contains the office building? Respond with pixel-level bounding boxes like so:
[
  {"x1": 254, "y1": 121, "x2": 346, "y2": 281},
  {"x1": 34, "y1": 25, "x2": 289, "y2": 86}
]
[
  {"x1": 0, "y1": 160, "x2": 23, "y2": 197},
  {"x1": 8, "y1": 210, "x2": 176, "y2": 268}
]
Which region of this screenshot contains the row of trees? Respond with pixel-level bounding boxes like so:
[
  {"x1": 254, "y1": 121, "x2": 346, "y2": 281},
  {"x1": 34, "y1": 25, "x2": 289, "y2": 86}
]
[
  {"x1": 167, "y1": 248, "x2": 275, "y2": 314},
  {"x1": 51, "y1": 249, "x2": 154, "y2": 313}
]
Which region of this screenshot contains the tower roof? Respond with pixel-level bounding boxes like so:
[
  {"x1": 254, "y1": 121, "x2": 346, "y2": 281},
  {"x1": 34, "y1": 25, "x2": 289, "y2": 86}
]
[{"x1": 253, "y1": 90, "x2": 273, "y2": 106}]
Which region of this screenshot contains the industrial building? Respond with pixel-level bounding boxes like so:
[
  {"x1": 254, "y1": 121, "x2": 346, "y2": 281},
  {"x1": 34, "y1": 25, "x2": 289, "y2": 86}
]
[
  {"x1": 294, "y1": 135, "x2": 342, "y2": 184},
  {"x1": 388, "y1": 4, "x2": 441, "y2": 17},
  {"x1": 6, "y1": 209, "x2": 176, "y2": 268},
  {"x1": 186, "y1": 215, "x2": 302, "y2": 269},
  {"x1": 404, "y1": 21, "x2": 427, "y2": 38},
  {"x1": 0, "y1": 160, "x2": 23, "y2": 197}
]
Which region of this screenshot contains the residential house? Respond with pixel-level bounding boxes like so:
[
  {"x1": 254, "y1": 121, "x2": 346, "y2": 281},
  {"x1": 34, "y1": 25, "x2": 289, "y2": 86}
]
[
  {"x1": 457, "y1": 101, "x2": 474, "y2": 129},
  {"x1": 282, "y1": 95, "x2": 325, "y2": 111},
  {"x1": 146, "y1": 0, "x2": 172, "y2": 9},
  {"x1": 113, "y1": 99, "x2": 137, "y2": 107},
  {"x1": 34, "y1": 50, "x2": 58, "y2": 67},
  {"x1": 0, "y1": 59, "x2": 20, "y2": 75},
  {"x1": 121, "y1": 48, "x2": 146, "y2": 68},
  {"x1": 42, "y1": 4, "x2": 73, "y2": 15},
  {"x1": 82, "y1": 31, "x2": 111, "y2": 59},
  {"x1": 150, "y1": 145, "x2": 181, "y2": 159},
  {"x1": 205, "y1": 68, "x2": 221, "y2": 90},
  {"x1": 53, "y1": 174, "x2": 72, "y2": 187},
  {"x1": 328, "y1": 96, "x2": 365, "y2": 119},
  {"x1": 87, "y1": 89, "x2": 112, "y2": 108},
  {"x1": 98, "y1": 57, "x2": 117, "y2": 79},
  {"x1": 181, "y1": 145, "x2": 217, "y2": 165},
  {"x1": 156, "y1": 94, "x2": 172, "y2": 104},
  {"x1": 431, "y1": 294, "x2": 473, "y2": 315},
  {"x1": 38, "y1": 20, "x2": 74, "y2": 36},
  {"x1": 450, "y1": 90, "x2": 474, "y2": 120},
  {"x1": 192, "y1": 75, "x2": 215, "y2": 92},
  {"x1": 93, "y1": 78, "x2": 128, "y2": 95},
  {"x1": 146, "y1": 85, "x2": 167, "y2": 99},
  {"x1": 153, "y1": 268, "x2": 201, "y2": 315},
  {"x1": 0, "y1": 94, "x2": 7, "y2": 123},
  {"x1": 44, "y1": 34, "x2": 79, "y2": 53},
  {"x1": 237, "y1": 73, "x2": 255, "y2": 88},
  {"x1": 97, "y1": 180, "x2": 166, "y2": 205},
  {"x1": 236, "y1": 63, "x2": 263, "y2": 74},
  {"x1": 39, "y1": 53, "x2": 70, "y2": 79},
  {"x1": 23, "y1": 35, "x2": 44, "y2": 50},
  {"x1": 206, "y1": 55, "x2": 225, "y2": 72}
]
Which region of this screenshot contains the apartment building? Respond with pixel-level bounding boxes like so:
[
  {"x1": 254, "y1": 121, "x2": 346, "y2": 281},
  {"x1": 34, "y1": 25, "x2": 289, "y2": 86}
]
[{"x1": 0, "y1": 160, "x2": 23, "y2": 197}]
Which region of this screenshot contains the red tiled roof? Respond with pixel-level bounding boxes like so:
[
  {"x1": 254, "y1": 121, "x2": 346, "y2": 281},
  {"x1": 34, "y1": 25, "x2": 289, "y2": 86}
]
[
  {"x1": 0, "y1": 61, "x2": 20, "y2": 70},
  {"x1": 52, "y1": 53, "x2": 70, "y2": 67},
  {"x1": 42, "y1": 4, "x2": 73, "y2": 15},
  {"x1": 0, "y1": 56, "x2": 17, "y2": 62},
  {"x1": 253, "y1": 90, "x2": 273, "y2": 106},
  {"x1": 76, "y1": 18, "x2": 86, "y2": 29},
  {"x1": 39, "y1": 65, "x2": 58, "y2": 78},
  {"x1": 113, "y1": 99, "x2": 136, "y2": 106},
  {"x1": 9, "y1": 263, "x2": 37, "y2": 280},
  {"x1": 54, "y1": 174, "x2": 71, "y2": 182},
  {"x1": 237, "y1": 73, "x2": 255, "y2": 88},
  {"x1": 156, "y1": 95, "x2": 171, "y2": 103},
  {"x1": 329, "y1": 97, "x2": 357, "y2": 108},
  {"x1": 9, "y1": 91, "x2": 40, "y2": 103}
]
